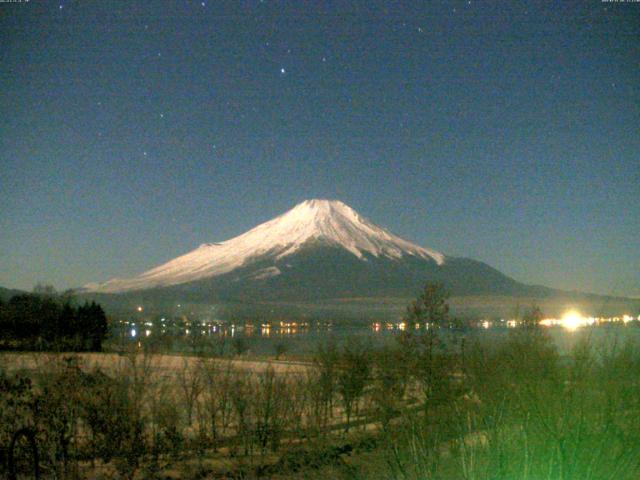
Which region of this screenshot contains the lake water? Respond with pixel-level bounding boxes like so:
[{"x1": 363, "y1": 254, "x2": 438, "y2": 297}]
[{"x1": 135, "y1": 322, "x2": 640, "y2": 357}]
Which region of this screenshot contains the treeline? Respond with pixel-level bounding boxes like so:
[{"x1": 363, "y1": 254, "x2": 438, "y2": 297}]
[
  {"x1": 0, "y1": 291, "x2": 108, "y2": 351},
  {"x1": 4, "y1": 311, "x2": 640, "y2": 479},
  {"x1": 3, "y1": 284, "x2": 640, "y2": 479},
  {"x1": 1, "y1": 335, "x2": 425, "y2": 479}
]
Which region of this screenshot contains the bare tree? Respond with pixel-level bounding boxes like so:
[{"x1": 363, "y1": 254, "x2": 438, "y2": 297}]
[
  {"x1": 253, "y1": 365, "x2": 290, "y2": 456},
  {"x1": 177, "y1": 358, "x2": 203, "y2": 427},
  {"x1": 336, "y1": 337, "x2": 371, "y2": 432},
  {"x1": 371, "y1": 344, "x2": 410, "y2": 430},
  {"x1": 313, "y1": 340, "x2": 339, "y2": 428},
  {"x1": 228, "y1": 368, "x2": 254, "y2": 456},
  {"x1": 200, "y1": 359, "x2": 235, "y2": 450}
]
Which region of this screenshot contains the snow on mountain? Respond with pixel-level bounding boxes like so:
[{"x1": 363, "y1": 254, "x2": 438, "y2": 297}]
[{"x1": 85, "y1": 199, "x2": 445, "y2": 293}]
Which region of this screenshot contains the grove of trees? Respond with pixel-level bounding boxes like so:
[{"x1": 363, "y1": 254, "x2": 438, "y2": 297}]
[
  {"x1": 2, "y1": 282, "x2": 640, "y2": 479},
  {"x1": 0, "y1": 291, "x2": 108, "y2": 351}
]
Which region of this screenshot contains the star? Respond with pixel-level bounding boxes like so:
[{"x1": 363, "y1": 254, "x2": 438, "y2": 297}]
[
  {"x1": 143, "y1": 151, "x2": 148, "y2": 157},
  {"x1": 201, "y1": 2, "x2": 206, "y2": 6},
  {"x1": 160, "y1": 113, "x2": 164, "y2": 118},
  {"x1": 322, "y1": 57, "x2": 327, "y2": 62},
  {"x1": 280, "y1": 67, "x2": 286, "y2": 74},
  {"x1": 59, "y1": 4, "x2": 63, "y2": 9}
]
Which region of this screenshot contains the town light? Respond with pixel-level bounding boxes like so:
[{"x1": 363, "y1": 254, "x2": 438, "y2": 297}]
[{"x1": 561, "y1": 310, "x2": 584, "y2": 331}]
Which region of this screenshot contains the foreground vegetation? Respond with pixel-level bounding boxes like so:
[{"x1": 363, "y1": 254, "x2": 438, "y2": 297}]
[
  {"x1": 0, "y1": 288, "x2": 108, "y2": 352},
  {"x1": 1, "y1": 285, "x2": 640, "y2": 479}
]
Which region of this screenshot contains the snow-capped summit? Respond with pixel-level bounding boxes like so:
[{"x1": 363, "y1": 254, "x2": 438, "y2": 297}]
[
  {"x1": 85, "y1": 199, "x2": 444, "y2": 293},
  {"x1": 247, "y1": 199, "x2": 444, "y2": 263},
  {"x1": 82, "y1": 199, "x2": 552, "y2": 302}
]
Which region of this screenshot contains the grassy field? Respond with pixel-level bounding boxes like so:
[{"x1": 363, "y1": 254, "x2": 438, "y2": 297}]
[
  {"x1": 3, "y1": 325, "x2": 640, "y2": 479},
  {"x1": 0, "y1": 351, "x2": 311, "y2": 376}
]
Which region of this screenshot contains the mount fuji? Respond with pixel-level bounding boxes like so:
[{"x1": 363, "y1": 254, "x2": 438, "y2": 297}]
[{"x1": 83, "y1": 199, "x2": 552, "y2": 302}]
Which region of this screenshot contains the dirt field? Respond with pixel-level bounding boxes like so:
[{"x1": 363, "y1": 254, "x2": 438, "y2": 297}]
[{"x1": 0, "y1": 351, "x2": 311, "y2": 376}]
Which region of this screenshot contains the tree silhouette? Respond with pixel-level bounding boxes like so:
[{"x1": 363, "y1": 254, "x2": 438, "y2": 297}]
[
  {"x1": 404, "y1": 282, "x2": 450, "y2": 330},
  {"x1": 0, "y1": 292, "x2": 108, "y2": 351}
]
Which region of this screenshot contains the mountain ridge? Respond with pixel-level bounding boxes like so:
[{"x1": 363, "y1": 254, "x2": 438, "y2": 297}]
[
  {"x1": 85, "y1": 199, "x2": 445, "y2": 294},
  {"x1": 81, "y1": 199, "x2": 574, "y2": 304}
]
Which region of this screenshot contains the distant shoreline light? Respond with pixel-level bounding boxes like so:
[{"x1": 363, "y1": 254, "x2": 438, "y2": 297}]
[{"x1": 537, "y1": 310, "x2": 637, "y2": 331}]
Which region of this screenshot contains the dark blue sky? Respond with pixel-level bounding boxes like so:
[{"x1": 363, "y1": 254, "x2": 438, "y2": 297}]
[{"x1": 1, "y1": 1, "x2": 638, "y2": 297}]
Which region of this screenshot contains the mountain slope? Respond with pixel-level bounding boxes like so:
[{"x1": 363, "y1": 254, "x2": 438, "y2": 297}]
[
  {"x1": 84, "y1": 199, "x2": 551, "y2": 301},
  {"x1": 85, "y1": 199, "x2": 444, "y2": 294},
  {"x1": 131, "y1": 244, "x2": 551, "y2": 301}
]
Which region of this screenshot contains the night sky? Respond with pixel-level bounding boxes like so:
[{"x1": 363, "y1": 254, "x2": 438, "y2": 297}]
[{"x1": 1, "y1": 1, "x2": 638, "y2": 297}]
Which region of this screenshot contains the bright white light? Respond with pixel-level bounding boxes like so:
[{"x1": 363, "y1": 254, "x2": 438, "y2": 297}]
[
  {"x1": 136, "y1": 306, "x2": 143, "y2": 312},
  {"x1": 561, "y1": 310, "x2": 584, "y2": 331},
  {"x1": 145, "y1": 329, "x2": 151, "y2": 337},
  {"x1": 131, "y1": 328, "x2": 137, "y2": 338}
]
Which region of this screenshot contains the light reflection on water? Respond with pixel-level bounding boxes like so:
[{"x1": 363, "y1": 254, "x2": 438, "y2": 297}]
[
  {"x1": 117, "y1": 317, "x2": 640, "y2": 356},
  {"x1": 244, "y1": 323, "x2": 640, "y2": 356}
]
